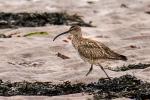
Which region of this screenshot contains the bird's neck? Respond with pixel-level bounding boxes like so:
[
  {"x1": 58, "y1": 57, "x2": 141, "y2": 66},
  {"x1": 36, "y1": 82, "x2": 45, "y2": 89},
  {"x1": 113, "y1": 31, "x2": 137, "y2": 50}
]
[{"x1": 72, "y1": 34, "x2": 83, "y2": 49}]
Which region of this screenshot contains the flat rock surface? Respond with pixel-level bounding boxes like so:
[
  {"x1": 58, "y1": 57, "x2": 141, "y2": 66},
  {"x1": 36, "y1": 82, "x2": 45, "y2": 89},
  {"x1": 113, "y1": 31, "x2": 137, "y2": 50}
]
[{"x1": 0, "y1": 0, "x2": 150, "y2": 99}]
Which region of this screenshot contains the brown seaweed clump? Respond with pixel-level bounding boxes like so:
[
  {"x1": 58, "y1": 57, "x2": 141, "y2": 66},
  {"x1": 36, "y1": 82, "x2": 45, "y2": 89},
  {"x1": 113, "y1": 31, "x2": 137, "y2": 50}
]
[
  {"x1": 0, "y1": 81, "x2": 85, "y2": 96},
  {"x1": 0, "y1": 75, "x2": 149, "y2": 100},
  {"x1": 0, "y1": 12, "x2": 93, "y2": 29},
  {"x1": 92, "y1": 75, "x2": 150, "y2": 99},
  {"x1": 109, "y1": 63, "x2": 150, "y2": 71}
]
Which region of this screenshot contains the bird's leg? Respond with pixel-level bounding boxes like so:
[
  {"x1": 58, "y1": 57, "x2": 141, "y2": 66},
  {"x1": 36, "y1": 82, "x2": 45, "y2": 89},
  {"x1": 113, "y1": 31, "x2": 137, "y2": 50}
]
[
  {"x1": 98, "y1": 64, "x2": 111, "y2": 80},
  {"x1": 86, "y1": 64, "x2": 93, "y2": 76}
]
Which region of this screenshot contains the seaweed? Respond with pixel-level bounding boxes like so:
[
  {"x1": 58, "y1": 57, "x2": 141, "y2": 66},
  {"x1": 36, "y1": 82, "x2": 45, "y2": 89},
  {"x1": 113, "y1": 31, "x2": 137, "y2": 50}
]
[
  {"x1": 108, "y1": 63, "x2": 150, "y2": 71},
  {"x1": 92, "y1": 75, "x2": 150, "y2": 99},
  {"x1": 56, "y1": 52, "x2": 70, "y2": 59},
  {"x1": 23, "y1": 32, "x2": 48, "y2": 37},
  {"x1": 0, "y1": 34, "x2": 11, "y2": 38},
  {"x1": 145, "y1": 11, "x2": 150, "y2": 14},
  {"x1": 0, "y1": 75, "x2": 150, "y2": 99},
  {"x1": 0, "y1": 80, "x2": 85, "y2": 96},
  {"x1": 0, "y1": 12, "x2": 94, "y2": 29},
  {"x1": 0, "y1": 34, "x2": 7, "y2": 38}
]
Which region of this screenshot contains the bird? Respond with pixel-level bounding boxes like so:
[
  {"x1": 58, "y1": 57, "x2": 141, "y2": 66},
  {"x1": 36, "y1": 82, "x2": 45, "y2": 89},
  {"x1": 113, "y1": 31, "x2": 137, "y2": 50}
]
[{"x1": 53, "y1": 25, "x2": 127, "y2": 80}]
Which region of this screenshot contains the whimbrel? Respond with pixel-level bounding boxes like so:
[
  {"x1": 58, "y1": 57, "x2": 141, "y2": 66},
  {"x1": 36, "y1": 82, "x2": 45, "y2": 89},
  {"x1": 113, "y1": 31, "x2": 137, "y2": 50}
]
[{"x1": 53, "y1": 25, "x2": 127, "y2": 80}]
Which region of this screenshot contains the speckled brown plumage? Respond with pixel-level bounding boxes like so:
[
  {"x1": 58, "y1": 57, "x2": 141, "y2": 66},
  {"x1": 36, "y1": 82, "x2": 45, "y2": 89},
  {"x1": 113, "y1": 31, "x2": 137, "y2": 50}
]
[{"x1": 53, "y1": 25, "x2": 127, "y2": 80}]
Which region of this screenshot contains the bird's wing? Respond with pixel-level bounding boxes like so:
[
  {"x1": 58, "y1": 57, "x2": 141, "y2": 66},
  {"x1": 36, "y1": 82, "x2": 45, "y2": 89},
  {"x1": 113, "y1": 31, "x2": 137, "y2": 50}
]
[{"x1": 77, "y1": 39, "x2": 121, "y2": 60}]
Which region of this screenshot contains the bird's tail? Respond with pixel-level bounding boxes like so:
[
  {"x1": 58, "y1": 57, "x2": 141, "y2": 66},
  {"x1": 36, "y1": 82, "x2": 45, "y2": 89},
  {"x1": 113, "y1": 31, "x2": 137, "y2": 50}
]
[{"x1": 118, "y1": 54, "x2": 127, "y2": 61}]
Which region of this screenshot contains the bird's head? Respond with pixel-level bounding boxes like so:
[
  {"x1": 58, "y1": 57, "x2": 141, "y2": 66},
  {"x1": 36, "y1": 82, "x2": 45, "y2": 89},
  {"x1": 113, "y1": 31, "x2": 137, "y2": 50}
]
[{"x1": 53, "y1": 25, "x2": 82, "y2": 41}]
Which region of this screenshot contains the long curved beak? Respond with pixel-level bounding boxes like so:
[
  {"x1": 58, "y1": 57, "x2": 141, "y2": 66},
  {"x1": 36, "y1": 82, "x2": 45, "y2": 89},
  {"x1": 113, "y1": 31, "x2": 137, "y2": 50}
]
[{"x1": 53, "y1": 30, "x2": 70, "y2": 41}]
